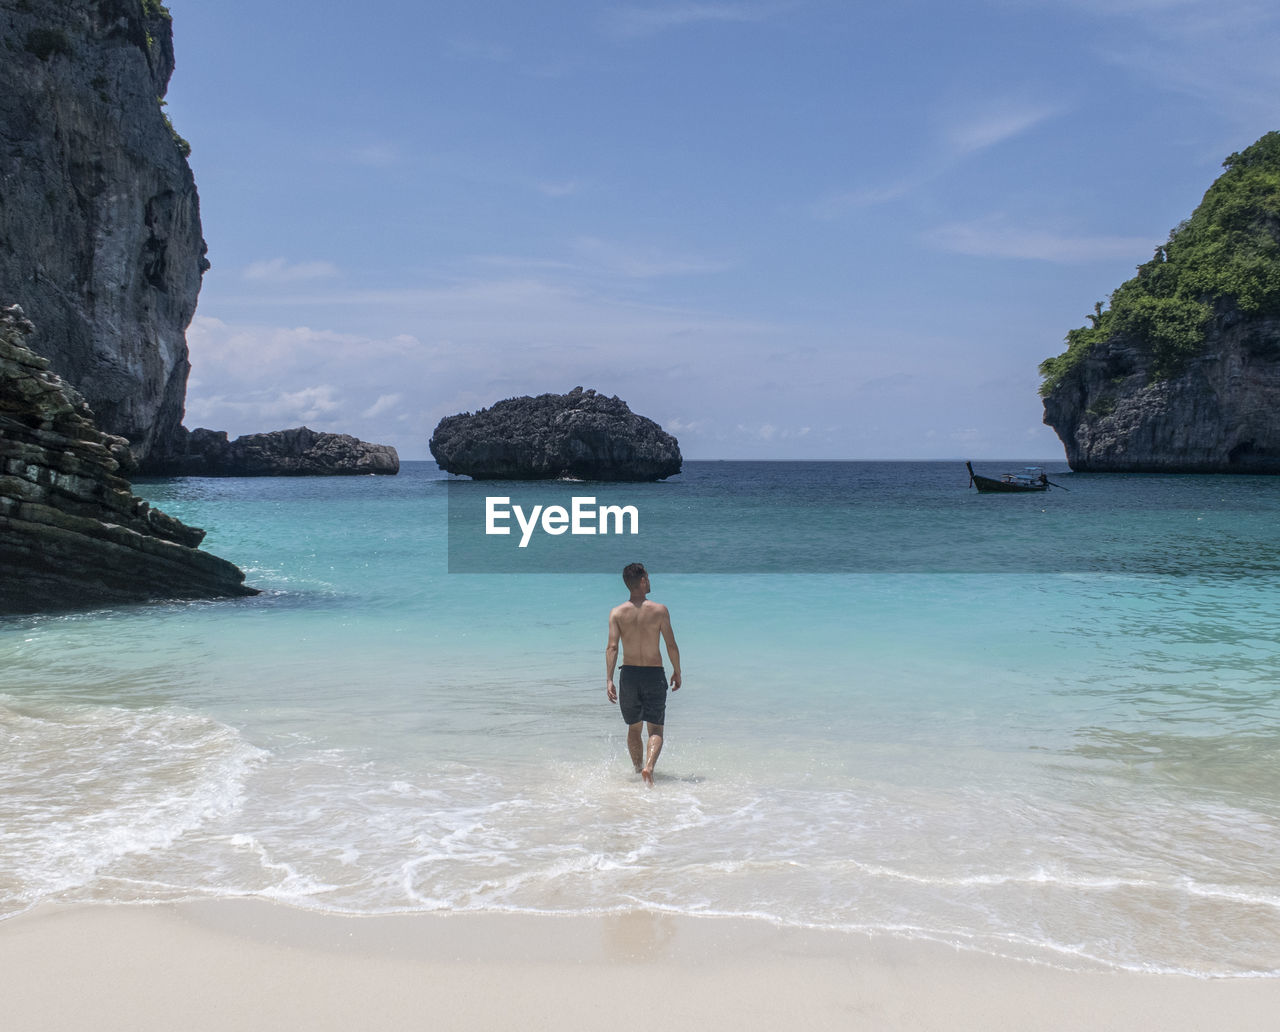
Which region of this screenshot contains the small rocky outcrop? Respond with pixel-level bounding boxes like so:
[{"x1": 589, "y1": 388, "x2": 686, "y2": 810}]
[
  {"x1": 153, "y1": 425, "x2": 400, "y2": 476},
  {"x1": 0, "y1": 306, "x2": 257, "y2": 613},
  {"x1": 430, "y1": 387, "x2": 682, "y2": 480},
  {"x1": 1041, "y1": 132, "x2": 1280, "y2": 473},
  {"x1": 0, "y1": 0, "x2": 208, "y2": 470}
]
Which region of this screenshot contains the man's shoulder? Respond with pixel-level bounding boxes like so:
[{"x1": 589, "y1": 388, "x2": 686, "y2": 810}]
[{"x1": 643, "y1": 600, "x2": 669, "y2": 615}]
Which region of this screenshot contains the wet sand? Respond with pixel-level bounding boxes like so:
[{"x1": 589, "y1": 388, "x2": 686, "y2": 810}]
[{"x1": 2, "y1": 902, "x2": 1277, "y2": 1031}]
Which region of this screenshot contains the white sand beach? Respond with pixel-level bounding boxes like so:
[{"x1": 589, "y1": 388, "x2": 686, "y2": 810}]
[{"x1": 3, "y1": 902, "x2": 1277, "y2": 1032}]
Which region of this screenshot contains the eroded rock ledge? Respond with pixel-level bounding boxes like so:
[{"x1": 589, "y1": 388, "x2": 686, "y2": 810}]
[
  {"x1": 153, "y1": 425, "x2": 400, "y2": 476},
  {"x1": 0, "y1": 306, "x2": 257, "y2": 613},
  {"x1": 430, "y1": 387, "x2": 681, "y2": 481}
]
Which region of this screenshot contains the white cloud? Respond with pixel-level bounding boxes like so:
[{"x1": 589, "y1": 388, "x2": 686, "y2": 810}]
[
  {"x1": 737, "y1": 422, "x2": 777, "y2": 441},
  {"x1": 666, "y1": 416, "x2": 708, "y2": 433},
  {"x1": 277, "y1": 385, "x2": 341, "y2": 420},
  {"x1": 243, "y1": 258, "x2": 341, "y2": 283},
  {"x1": 1055, "y1": 0, "x2": 1280, "y2": 124},
  {"x1": 362, "y1": 393, "x2": 403, "y2": 419},
  {"x1": 185, "y1": 270, "x2": 1050, "y2": 461},
  {"x1": 945, "y1": 104, "x2": 1059, "y2": 156},
  {"x1": 187, "y1": 318, "x2": 388, "y2": 375},
  {"x1": 183, "y1": 279, "x2": 789, "y2": 456},
  {"x1": 928, "y1": 218, "x2": 1156, "y2": 262},
  {"x1": 809, "y1": 181, "x2": 919, "y2": 218},
  {"x1": 733, "y1": 422, "x2": 814, "y2": 442},
  {"x1": 813, "y1": 101, "x2": 1059, "y2": 216},
  {"x1": 184, "y1": 385, "x2": 342, "y2": 431}
]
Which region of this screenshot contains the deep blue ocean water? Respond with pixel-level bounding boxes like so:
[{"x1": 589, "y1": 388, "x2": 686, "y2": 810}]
[{"x1": 3, "y1": 460, "x2": 1280, "y2": 975}]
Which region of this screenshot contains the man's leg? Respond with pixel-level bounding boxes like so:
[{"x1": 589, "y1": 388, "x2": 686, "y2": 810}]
[
  {"x1": 627, "y1": 721, "x2": 645, "y2": 772},
  {"x1": 640, "y1": 722, "x2": 664, "y2": 785}
]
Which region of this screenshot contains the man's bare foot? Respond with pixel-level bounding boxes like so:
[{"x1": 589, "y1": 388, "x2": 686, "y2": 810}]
[{"x1": 641, "y1": 767, "x2": 654, "y2": 786}]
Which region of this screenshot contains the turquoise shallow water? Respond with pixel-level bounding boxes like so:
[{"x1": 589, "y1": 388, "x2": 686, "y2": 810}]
[{"x1": 3, "y1": 461, "x2": 1280, "y2": 974}]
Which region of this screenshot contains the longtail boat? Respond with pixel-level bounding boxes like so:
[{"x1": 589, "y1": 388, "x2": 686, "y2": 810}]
[{"x1": 966, "y1": 461, "x2": 1053, "y2": 493}]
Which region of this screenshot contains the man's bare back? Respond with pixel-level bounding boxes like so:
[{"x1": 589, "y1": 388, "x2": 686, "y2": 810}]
[
  {"x1": 608, "y1": 599, "x2": 673, "y2": 668},
  {"x1": 605, "y1": 563, "x2": 681, "y2": 786}
]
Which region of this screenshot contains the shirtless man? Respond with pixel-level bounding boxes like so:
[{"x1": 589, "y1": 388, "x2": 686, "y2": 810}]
[{"x1": 606, "y1": 562, "x2": 681, "y2": 786}]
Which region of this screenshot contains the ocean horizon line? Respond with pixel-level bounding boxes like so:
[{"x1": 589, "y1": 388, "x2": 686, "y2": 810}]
[{"x1": 407, "y1": 456, "x2": 1071, "y2": 468}]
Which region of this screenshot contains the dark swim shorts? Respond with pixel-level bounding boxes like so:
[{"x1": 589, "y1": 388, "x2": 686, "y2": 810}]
[{"x1": 619, "y1": 665, "x2": 668, "y2": 725}]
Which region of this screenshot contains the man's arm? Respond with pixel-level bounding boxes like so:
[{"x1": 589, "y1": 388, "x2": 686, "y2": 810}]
[
  {"x1": 605, "y1": 609, "x2": 620, "y2": 703},
  {"x1": 660, "y1": 606, "x2": 681, "y2": 691}
]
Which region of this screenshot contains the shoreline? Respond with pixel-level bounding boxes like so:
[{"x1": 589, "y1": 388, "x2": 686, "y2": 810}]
[{"x1": 3, "y1": 902, "x2": 1278, "y2": 1031}]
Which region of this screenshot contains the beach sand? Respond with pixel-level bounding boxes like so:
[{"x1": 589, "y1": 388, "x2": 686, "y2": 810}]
[{"x1": 2, "y1": 902, "x2": 1276, "y2": 1031}]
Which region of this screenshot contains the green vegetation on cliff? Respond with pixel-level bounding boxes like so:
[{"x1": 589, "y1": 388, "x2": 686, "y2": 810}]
[{"x1": 1040, "y1": 132, "x2": 1280, "y2": 394}]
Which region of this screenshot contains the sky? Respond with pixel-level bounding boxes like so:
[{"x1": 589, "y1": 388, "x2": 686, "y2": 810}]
[{"x1": 161, "y1": 0, "x2": 1280, "y2": 461}]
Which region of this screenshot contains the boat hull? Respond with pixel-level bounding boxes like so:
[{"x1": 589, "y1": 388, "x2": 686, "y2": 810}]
[
  {"x1": 970, "y1": 474, "x2": 1047, "y2": 493},
  {"x1": 965, "y1": 461, "x2": 1049, "y2": 493}
]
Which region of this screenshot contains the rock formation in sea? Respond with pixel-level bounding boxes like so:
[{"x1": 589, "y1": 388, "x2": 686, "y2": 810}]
[
  {"x1": 0, "y1": 0, "x2": 204, "y2": 469},
  {"x1": 0, "y1": 305, "x2": 257, "y2": 613},
  {"x1": 154, "y1": 425, "x2": 400, "y2": 476},
  {"x1": 1040, "y1": 132, "x2": 1280, "y2": 473},
  {"x1": 430, "y1": 387, "x2": 682, "y2": 481}
]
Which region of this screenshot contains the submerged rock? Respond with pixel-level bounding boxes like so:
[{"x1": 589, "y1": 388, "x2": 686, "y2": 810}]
[
  {"x1": 153, "y1": 425, "x2": 400, "y2": 477},
  {"x1": 430, "y1": 387, "x2": 682, "y2": 481},
  {"x1": 0, "y1": 306, "x2": 257, "y2": 613}
]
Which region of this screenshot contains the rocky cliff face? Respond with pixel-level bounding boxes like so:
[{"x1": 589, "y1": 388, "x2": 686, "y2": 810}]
[
  {"x1": 0, "y1": 0, "x2": 205, "y2": 470},
  {"x1": 430, "y1": 387, "x2": 682, "y2": 481},
  {"x1": 0, "y1": 305, "x2": 255, "y2": 612},
  {"x1": 1042, "y1": 308, "x2": 1280, "y2": 473}
]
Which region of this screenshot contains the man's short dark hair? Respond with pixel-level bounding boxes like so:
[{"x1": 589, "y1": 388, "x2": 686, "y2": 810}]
[{"x1": 622, "y1": 563, "x2": 647, "y2": 588}]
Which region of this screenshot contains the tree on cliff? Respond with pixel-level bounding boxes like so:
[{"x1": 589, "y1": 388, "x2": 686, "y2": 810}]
[{"x1": 1040, "y1": 131, "x2": 1280, "y2": 393}]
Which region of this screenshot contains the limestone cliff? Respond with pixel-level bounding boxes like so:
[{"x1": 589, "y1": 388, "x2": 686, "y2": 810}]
[
  {"x1": 1041, "y1": 310, "x2": 1280, "y2": 473},
  {"x1": 0, "y1": 305, "x2": 256, "y2": 612},
  {"x1": 0, "y1": 0, "x2": 204, "y2": 469},
  {"x1": 430, "y1": 387, "x2": 682, "y2": 481},
  {"x1": 1041, "y1": 132, "x2": 1280, "y2": 472}
]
